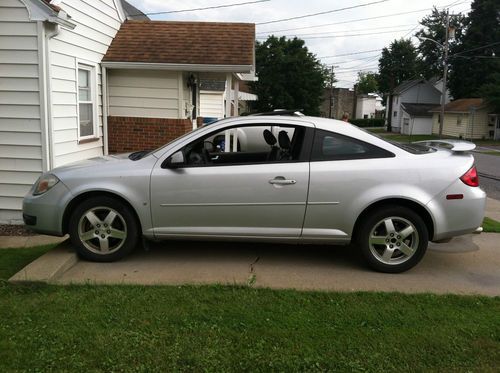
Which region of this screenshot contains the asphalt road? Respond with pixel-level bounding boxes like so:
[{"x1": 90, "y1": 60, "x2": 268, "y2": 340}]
[{"x1": 474, "y1": 152, "x2": 500, "y2": 200}]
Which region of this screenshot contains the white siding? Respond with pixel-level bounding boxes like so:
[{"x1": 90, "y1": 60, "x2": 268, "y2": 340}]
[
  {"x1": 200, "y1": 91, "x2": 224, "y2": 119},
  {"x1": 0, "y1": 0, "x2": 42, "y2": 221},
  {"x1": 49, "y1": 0, "x2": 123, "y2": 167},
  {"x1": 108, "y1": 69, "x2": 182, "y2": 118},
  {"x1": 432, "y1": 111, "x2": 492, "y2": 139}
]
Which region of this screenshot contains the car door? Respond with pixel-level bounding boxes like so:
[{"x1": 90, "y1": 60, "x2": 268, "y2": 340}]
[{"x1": 150, "y1": 121, "x2": 314, "y2": 239}]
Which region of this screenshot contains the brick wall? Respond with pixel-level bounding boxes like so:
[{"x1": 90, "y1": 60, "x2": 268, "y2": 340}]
[{"x1": 107, "y1": 116, "x2": 192, "y2": 153}]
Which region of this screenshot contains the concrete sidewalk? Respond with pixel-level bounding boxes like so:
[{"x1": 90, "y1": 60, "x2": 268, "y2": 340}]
[
  {"x1": 12, "y1": 233, "x2": 499, "y2": 296},
  {"x1": 0, "y1": 235, "x2": 68, "y2": 249},
  {"x1": 486, "y1": 197, "x2": 500, "y2": 221}
]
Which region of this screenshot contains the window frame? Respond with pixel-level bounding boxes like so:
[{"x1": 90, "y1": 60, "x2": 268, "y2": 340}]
[
  {"x1": 76, "y1": 62, "x2": 98, "y2": 143},
  {"x1": 310, "y1": 129, "x2": 395, "y2": 162},
  {"x1": 162, "y1": 123, "x2": 315, "y2": 169}
]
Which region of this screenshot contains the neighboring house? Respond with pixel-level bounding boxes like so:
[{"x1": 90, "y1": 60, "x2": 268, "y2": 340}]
[
  {"x1": 320, "y1": 87, "x2": 354, "y2": 119},
  {"x1": 199, "y1": 79, "x2": 257, "y2": 121},
  {"x1": 400, "y1": 103, "x2": 436, "y2": 135},
  {"x1": 355, "y1": 93, "x2": 384, "y2": 119},
  {"x1": 386, "y1": 79, "x2": 442, "y2": 133},
  {"x1": 0, "y1": 0, "x2": 255, "y2": 223},
  {"x1": 430, "y1": 98, "x2": 500, "y2": 140}
]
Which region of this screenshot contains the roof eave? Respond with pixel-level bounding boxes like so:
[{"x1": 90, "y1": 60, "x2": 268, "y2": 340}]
[{"x1": 101, "y1": 61, "x2": 254, "y2": 73}]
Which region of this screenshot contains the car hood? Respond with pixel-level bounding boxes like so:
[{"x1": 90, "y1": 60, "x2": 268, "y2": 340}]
[{"x1": 49, "y1": 153, "x2": 156, "y2": 180}]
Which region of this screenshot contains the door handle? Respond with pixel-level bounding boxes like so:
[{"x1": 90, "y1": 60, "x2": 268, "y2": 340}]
[{"x1": 269, "y1": 176, "x2": 297, "y2": 185}]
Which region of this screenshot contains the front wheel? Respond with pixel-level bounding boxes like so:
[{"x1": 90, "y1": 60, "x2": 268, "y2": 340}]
[
  {"x1": 69, "y1": 196, "x2": 139, "y2": 262},
  {"x1": 356, "y1": 206, "x2": 429, "y2": 273}
]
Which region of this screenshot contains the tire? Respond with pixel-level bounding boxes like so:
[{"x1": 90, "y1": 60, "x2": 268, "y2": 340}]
[
  {"x1": 356, "y1": 205, "x2": 429, "y2": 273},
  {"x1": 68, "y1": 196, "x2": 139, "y2": 262}
]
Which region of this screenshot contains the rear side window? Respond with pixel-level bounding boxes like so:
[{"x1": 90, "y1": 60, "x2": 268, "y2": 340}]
[{"x1": 311, "y1": 129, "x2": 394, "y2": 161}]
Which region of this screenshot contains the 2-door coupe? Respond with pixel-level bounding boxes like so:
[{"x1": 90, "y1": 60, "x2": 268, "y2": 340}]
[{"x1": 23, "y1": 113, "x2": 486, "y2": 272}]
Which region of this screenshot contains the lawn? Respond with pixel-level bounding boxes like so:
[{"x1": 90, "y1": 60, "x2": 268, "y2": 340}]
[
  {"x1": 0, "y1": 247, "x2": 499, "y2": 371},
  {"x1": 483, "y1": 217, "x2": 500, "y2": 233},
  {"x1": 0, "y1": 244, "x2": 56, "y2": 280}
]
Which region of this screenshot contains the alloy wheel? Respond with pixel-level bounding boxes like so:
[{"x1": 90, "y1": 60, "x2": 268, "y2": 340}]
[
  {"x1": 368, "y1": 216, "x2": 419, "y2": 265},
  {"x1": 78, "y1": 206, "x2": 127, "y2": 255}
]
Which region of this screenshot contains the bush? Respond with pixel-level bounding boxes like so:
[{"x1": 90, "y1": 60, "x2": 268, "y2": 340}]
[{"x1": 349, "y1": 118, "x2": 385, "y2": 127}]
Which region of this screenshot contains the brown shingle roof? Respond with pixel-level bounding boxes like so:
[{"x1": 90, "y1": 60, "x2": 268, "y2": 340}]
[
  {"x1": 429, "y1": 98, "x2": 486, "y2": 113},
  {"x1": 41, "y1": 0, "x2": 61, "y2": 13},
  {"x1": 103, "y1": 20, "x2": 255, "y2": 66}
]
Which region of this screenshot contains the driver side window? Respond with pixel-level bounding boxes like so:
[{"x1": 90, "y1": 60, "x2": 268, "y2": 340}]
[{"x1": 180, "y1": 124, "x2": 305, "y2": 167}]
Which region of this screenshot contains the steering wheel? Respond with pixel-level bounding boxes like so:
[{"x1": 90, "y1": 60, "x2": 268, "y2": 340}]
[{"x1": 203, "y1": 140, "x2": 217, "y2": 152}]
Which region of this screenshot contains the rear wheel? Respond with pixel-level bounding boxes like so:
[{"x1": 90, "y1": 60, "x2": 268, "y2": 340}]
[
  {"x1": 69, "y1": 196, "x2": 139, "y2": 262},
  {"x1": 357, "y1": 206, "x2": 428, "y2": 273}
]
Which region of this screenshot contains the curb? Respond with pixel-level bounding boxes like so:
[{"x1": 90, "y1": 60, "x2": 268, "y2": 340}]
[{"x1": 9, "y1": 240, "x2": 78, "y2": 283}]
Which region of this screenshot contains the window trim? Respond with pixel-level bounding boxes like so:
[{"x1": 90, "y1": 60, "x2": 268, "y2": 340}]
[{"x1": 76, "y1": 62, "x2": 99, "y2": 142}]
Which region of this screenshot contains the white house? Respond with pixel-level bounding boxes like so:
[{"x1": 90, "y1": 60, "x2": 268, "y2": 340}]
[
  {"x1": 400, "y1": 103, "x2": 438, "y2": 135},
  {"x1": 0, "y1": 0, "x2": 255, "y2": 223},
  {"x1": 355, "y1": 93, "x2": 384, "y2": 119},
  {"x1": 386, "y1": 79, "x2": 443, "y2": 134}
]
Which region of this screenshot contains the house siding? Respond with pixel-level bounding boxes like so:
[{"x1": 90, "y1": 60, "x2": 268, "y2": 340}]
[
  {"x1": 432, "y1": 110, "x2": 492, "y2": 139},
  {"x1": 200, "y1": 91, "x2": 224, "y2": 119},
  {"x1": 0, "y1": 0, "x2": 43, "y2": 222},
  {"x1": 108, "y1": 69, "x2": 183, "y2": 119},
  {"x1": 49, "y1": 0, "x2": 123, "y2": 168}
]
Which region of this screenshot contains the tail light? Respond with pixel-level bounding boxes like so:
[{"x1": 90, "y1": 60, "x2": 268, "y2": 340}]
[{"x1": 460, "y1": 166, "x2": 479, "y2": 187}]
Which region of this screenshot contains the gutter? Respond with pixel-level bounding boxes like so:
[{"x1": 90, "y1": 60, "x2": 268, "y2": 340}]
[{"x1": 101, "y1": 61, "x2": 254, "y2": 73}]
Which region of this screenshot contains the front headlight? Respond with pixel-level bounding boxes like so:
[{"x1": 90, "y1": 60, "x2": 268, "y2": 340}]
[{"x1": 33, "y1": 174, "x2": 59, "y2": 196}]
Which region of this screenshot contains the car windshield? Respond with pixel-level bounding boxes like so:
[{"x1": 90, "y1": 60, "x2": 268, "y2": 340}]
[{"x1": 128, "y1": 122, "x2": 219, "y2": 160}]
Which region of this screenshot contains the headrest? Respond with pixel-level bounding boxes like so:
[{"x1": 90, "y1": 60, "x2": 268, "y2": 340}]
[
  {"x1": 278, "y1": 130, "x2": 291, "y2": 149},
  {"x1": 263, "y1": 129, "x2": 277, "y2": 146}
]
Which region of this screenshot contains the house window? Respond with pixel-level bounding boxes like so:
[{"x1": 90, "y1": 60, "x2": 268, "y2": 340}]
[
  {"x1": 393, "y1": 111, "x2": 397, "y2": 117},
  {"x1": 456, "y1": 114, "x2": 462, "y2": 126},
  {"x1": 77, "y1": 64, "x2": 96, "y2": 139}
]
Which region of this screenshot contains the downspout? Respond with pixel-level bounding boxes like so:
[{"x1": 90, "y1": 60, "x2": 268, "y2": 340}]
[
  {"x1": 102, "y1": 66, "x2": 109, "y2": 155},
  {"x1": 37, "y1": 21, "x2": 50, "y2": 172},
  {"x1": 44, "y1": 22, "x2": 60, "y2": 169}
]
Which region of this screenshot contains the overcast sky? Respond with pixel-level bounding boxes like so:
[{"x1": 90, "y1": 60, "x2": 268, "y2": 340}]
[{"x1": 127, "y1": 0, "x2": 473, "y2": 88}]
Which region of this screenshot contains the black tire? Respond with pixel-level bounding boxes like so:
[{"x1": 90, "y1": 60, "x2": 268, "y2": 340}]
[
  {"x1": 356, "y1": 205, "x2": 429, "y2": 273},
  {"x1": 68, "y1": 196, "x2": 140, "y2": 262}
]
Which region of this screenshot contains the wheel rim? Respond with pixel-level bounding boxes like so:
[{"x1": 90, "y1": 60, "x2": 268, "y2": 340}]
[
  {"x1": 368, "y1": 216, "x2": 419, "y2": 265},
  {"x1": 78, "y1": 206, "x2": 127, "y2": 255}
]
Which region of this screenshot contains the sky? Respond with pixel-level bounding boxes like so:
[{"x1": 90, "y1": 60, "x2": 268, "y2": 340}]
[{"x1": 127, "y1": 0, "x2": 473, "y2": 88}]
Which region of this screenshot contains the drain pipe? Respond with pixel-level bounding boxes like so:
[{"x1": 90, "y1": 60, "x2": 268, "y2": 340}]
[{"x1": 44, "y1": 22, "x2": 60, "y2": 170}]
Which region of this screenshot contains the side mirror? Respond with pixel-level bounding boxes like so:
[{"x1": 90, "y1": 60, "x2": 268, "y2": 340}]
[{"x1": 164, "y1": 150, "x2": 185, "y2": 168}]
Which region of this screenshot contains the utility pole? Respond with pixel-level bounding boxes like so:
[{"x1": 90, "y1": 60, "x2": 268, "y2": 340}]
[
  {"x1": 328, "y1": 65, "x2": 336, "y2": 118},
  {"x1": 439, "y1": 9, "x2": 450, "y2": 138}
]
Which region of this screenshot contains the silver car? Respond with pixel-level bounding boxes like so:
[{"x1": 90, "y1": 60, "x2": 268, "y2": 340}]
[{"x1": 23, "y1": 114, "x2": 486, "y2": 273}]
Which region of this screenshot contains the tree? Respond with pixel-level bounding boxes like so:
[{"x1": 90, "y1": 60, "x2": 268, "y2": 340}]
[
  {"x1": 377, "y1": 39, "x2": 421, "y2": 130},
  {"x1": 480, "y1": 73, "x2": 500, "y2": 112},
  {"x1": 356, "y1": 72, "x2": 379, "y2": 94},
  {"x1": 448, "y1": 0, "x2": 500, "y2": 99},
  {"x1": 249, "y1": 36, "x2": 329, "y2": 116},
  {"x1": 416, "y1": 7, "x2": 467, "y2": 80}
]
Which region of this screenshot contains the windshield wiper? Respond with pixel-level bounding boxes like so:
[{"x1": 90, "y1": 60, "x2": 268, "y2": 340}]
[{"x1": 128, "y1": 150, "x2": 150, "y2": 160}]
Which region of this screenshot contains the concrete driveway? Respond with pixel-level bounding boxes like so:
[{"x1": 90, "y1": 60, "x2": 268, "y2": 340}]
[{"x1": 15, "y1": 233, "x2": 499, "y2": 296}]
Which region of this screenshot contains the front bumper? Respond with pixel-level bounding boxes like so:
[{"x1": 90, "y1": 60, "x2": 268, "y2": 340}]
[{"x1": 22, "y1": 181, "x2": 72, "y2": 236}]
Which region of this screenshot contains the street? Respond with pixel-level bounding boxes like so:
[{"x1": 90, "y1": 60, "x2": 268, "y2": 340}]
[{"x1": 474, "y1": 151, "x2": 500, "y2": 200}]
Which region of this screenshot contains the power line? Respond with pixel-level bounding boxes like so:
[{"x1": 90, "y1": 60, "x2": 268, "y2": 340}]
[
  {"x1": 257, "y1": 28, "x2": 414, "y2": 40},
  {"x1": 140, "y1": 0, "x2": 270, "y2": 16},
  {"x1": 319, "y1": 49, "x2": 383, "y2": 59},
  {"x1": 256, "y1": 23, "x2": 415, "y2": 37},
  {"x1": 256, "y1": 0, "x2": 469, "y2": 32},
  {"x1": 450, "y1": 41, "x2": 500, "y2": 57},
  {"x1": 256, "y1": 0, "x2": 389, "y2": 25}
]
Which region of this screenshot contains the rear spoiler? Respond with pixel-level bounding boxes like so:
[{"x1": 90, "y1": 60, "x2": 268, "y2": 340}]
[{"x1": 414, "y1": 139, "x2": 476, "y2": 152}]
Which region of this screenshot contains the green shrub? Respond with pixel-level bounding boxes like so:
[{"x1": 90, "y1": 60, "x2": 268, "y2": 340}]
[{"x1": 350, "y1": 118, "x2": 385, "y2": 127}]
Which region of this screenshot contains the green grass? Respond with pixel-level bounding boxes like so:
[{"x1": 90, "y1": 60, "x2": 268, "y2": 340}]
[
  {"x1": 0, "y1": 284, "x2": 499, "y2": 371},
  {"x1": 479, "y1": 151, "x2": 500, "y2": 156},
  {"x1": 0, "y1": 244, "x2": 56, "y2": 280},
  {"x1": 483, "y1": 217, "x2": 500, "y2": 233}
]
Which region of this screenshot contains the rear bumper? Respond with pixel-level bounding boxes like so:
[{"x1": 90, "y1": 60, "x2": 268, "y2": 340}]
[{"x1": 427, "y1": 180, "x2": 486, "y2": 241}]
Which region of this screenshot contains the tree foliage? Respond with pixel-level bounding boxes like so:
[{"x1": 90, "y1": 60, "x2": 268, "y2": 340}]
[
  {"x1": 416, "y1": 7, "x2": 467, "y2": 80},
  {"x1": 377, "y1": 39, "x2": 421, "y2": 95},
  {"x1": 356, "y1": 72, "x2": 379, "y2": 94},
  {"x1": 448, "y1": 0, "x2": 500, "y2": 99},
  {"x1": 249, "y1": 36, "x2": 329, "y2": 116}
]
